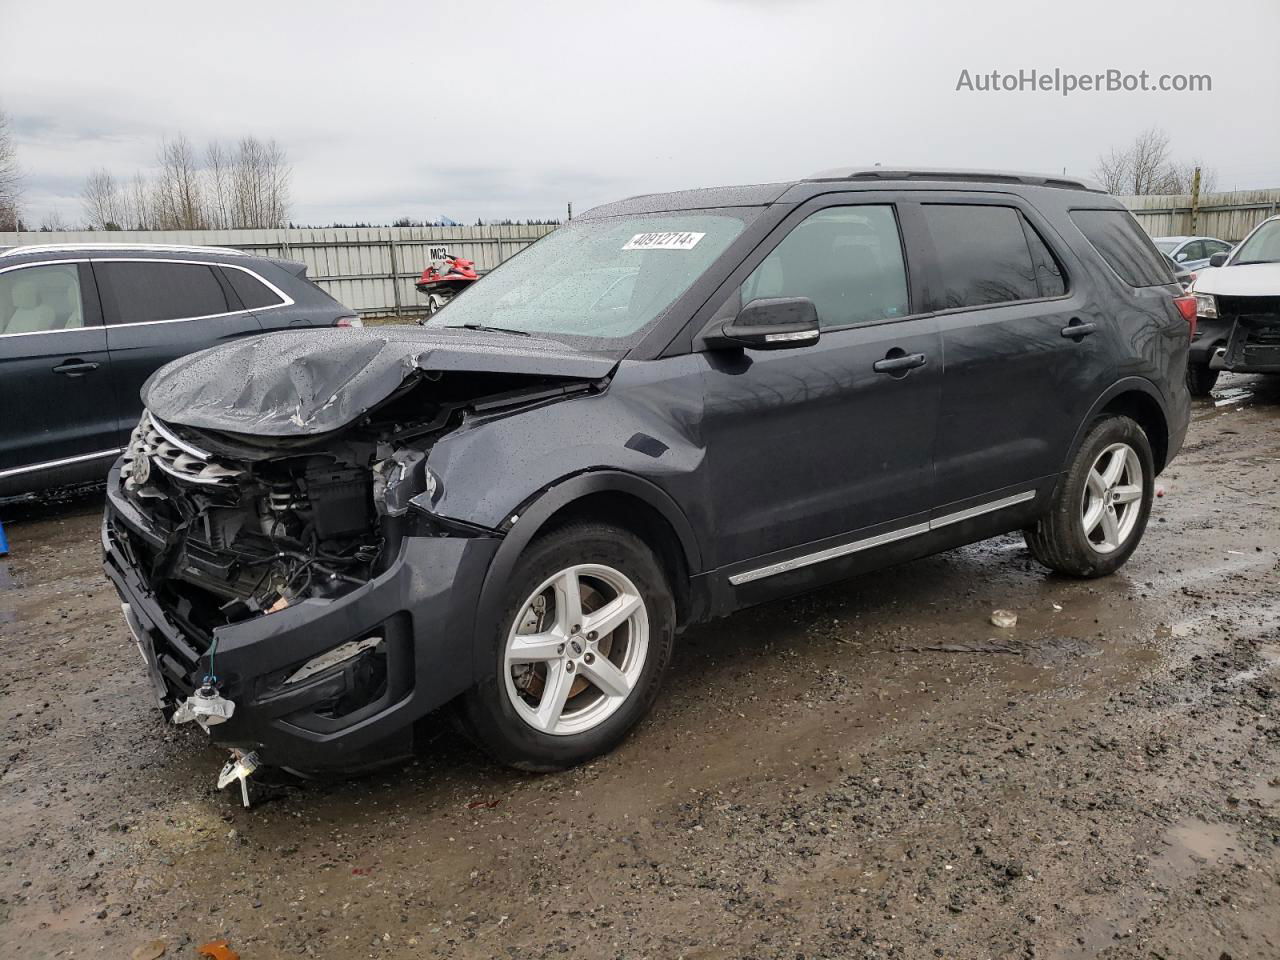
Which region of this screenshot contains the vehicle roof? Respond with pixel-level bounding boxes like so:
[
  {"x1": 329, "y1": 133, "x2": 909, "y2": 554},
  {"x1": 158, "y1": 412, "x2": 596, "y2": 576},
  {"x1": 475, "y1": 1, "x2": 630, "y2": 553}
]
[{"x1": 579, "y1": 167, "x2": 1108, "y2": 219}]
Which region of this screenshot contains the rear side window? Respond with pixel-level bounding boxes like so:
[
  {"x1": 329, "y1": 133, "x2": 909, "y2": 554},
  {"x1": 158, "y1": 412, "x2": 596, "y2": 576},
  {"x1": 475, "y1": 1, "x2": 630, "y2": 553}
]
[
  {"x1": 921, "y1": 205, "x2": 1040, "y2": 310},
  {"x1": 1069, "y1": 209, "x2": 1173, "y2": 286},
  {"x1": 740, "y1": 205, "x2": 909, "y2": 328},
  {"x1": 97, "y1": 261, "x2": 229, "y2": 324},
  {"x1": 223, "y1": 266, "x2": 285, "y2": 309},
  {"x1": 1022, "y1": 220, "x2": 1066, "y2": 298}
]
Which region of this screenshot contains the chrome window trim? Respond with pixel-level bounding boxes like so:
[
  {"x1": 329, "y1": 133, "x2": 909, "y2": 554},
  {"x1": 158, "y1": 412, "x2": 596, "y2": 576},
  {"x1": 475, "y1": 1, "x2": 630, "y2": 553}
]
[
  {"x1": 728, "y1": 490, "x2": 1036, "y2": 586},
  {"x1": 0, "y1": 257, "x2": 293, "y2": 338},
  {"x1": 0, "y1": 447, "x2": 124, "y2": 480}
]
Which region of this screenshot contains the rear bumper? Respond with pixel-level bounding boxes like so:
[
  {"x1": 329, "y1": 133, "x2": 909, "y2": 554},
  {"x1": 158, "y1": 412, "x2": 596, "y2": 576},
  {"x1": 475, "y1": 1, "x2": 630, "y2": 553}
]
[{"x1": 102, "y1": 464, "x2": 500, "y2": 771}]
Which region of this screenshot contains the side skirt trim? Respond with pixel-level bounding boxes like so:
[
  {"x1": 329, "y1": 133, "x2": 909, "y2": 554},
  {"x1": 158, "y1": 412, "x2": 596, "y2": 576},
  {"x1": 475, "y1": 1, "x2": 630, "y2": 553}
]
[{"x1": 727, "y1": 489, "x2": 1036, "y2": 586}]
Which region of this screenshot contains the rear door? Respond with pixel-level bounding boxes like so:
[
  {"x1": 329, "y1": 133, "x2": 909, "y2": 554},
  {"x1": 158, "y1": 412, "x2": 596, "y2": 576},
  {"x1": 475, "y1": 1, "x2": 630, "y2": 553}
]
[
  {"x1": 913, "y1": 196, "x2": 1108, "y2": 512},
  {"x1": 0, "y1": 261, "x2": 119, "y2": 481},
  {"x1": 93, "y1": 258, "x2": 264, "y2": 440}
]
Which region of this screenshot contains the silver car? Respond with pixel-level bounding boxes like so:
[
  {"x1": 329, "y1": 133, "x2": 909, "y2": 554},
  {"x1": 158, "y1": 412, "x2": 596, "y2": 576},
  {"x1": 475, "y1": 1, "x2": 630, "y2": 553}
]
[{"x1": 1154, "y1": 235, "x2": 1233, "y2": 271}]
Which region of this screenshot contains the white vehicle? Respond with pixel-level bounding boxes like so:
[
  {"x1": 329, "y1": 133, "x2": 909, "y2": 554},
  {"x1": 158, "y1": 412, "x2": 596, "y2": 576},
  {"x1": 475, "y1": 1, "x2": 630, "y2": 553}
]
[{"x1": 1185, "y1": 216, "x2": 1280, "y2": 396}]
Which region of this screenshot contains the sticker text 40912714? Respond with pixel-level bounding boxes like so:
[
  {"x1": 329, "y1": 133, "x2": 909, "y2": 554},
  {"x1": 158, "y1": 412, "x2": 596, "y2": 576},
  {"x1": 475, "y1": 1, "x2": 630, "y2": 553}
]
[{"x1": 622, "y1": 232, "x2": 706, "y2": 251}]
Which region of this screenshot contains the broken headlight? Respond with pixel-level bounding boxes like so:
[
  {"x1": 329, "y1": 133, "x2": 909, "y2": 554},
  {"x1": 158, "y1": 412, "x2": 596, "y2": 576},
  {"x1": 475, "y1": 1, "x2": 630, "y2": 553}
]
[{"x1": 372, "y1": 448, "x2": 437, "y2": 517}]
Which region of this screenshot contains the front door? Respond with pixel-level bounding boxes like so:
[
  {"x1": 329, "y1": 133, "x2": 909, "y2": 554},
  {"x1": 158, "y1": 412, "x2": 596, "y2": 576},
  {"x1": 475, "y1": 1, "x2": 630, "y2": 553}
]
[
  {"x1": 0, "y1": 262, "x2": 119, "y2": 484},
  {"x1": 699, "y1": 201, "x2": 941, "y2": 571}
]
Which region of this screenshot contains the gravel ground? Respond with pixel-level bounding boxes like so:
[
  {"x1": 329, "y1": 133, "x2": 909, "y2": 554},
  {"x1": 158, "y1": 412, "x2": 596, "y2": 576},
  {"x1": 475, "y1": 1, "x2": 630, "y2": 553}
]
[{"x1": 1, "y1": 374, "x2": 1278, "y2": 960}]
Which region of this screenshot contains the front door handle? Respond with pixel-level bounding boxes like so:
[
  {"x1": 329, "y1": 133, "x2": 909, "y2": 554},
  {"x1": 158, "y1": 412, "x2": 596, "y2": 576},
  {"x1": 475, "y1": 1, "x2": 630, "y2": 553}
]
[
  {"x1": 873, "y1": 351, "x2": 928, "y2": 375},
  {"x1": 52, "y1": 359, "x2": 101, "y2": 377},
  {"x1": 1060, "y1": 319, "x2": 1097, "y2": 340}
]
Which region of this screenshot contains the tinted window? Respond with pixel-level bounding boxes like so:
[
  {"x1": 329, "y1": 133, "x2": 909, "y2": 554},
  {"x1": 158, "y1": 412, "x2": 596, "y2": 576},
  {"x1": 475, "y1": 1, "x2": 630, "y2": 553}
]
[
  {"x1": 97, "y1": 261, "x2": 229, "y2": 324},
  {"x1": 740, "y1": 205, "x2": 909, "y2": 328},
  {"x1": 1022, "y1": 219, "x2": 1066, "y2": 298},
  {"x1": 0, "y1": 264, "x2": 85, "y2": 335},
  {"x1": 1180, "y1": 240, "x2": 1206, "y2": 261},
  {"x1": 1069, "y1": 209, "x2": 1173, "y2": 286},
  {"x1": 223, "y1": 266, "x2": 284, "y2": 309},
  {"x1": 1206, "y1": 239, "x2": 1232, "y2": 254},
  {"x1": 921, "y1": 205, "x2": 1039, "y2": 310}
]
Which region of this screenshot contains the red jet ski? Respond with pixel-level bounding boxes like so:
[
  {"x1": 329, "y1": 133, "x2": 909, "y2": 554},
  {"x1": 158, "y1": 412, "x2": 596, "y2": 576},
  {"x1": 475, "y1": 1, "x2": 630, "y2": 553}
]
[{"x1": 415, "y1": 253, "x2": 478, "y2": 317}]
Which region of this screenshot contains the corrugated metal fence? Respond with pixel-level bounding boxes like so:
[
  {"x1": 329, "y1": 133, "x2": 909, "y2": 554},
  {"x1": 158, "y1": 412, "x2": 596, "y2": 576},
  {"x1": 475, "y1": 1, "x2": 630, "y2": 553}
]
[
  {"x1": 1121, "y1": 189, "x2": 1280, "y2": 242},
  {"x1": 0, "y1": 225, "x2": 559, "y2": 316}
]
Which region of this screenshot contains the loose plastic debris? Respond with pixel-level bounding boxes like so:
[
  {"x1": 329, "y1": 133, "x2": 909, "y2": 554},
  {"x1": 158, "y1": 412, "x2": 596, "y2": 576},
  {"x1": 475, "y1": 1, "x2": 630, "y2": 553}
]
[
  {"x1": 0, "y1": 519, "x2": 8, "y2": 557},
  {"x1": 197, "y1": 940, "x2": 240, "y2": 960},
  {"x1": 990, "y1": 609, "x2": 1018, "y2": 629},
  {"x1": 172, "y1": 685, "x2": 235, "y2": 729},
  {"x1": 217, "y1": 750, "x2": 261, "y2": 808}
]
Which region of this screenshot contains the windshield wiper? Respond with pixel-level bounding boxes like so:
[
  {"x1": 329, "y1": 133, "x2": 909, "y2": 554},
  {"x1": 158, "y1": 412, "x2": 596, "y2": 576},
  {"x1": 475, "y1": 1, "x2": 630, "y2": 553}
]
[{"x1": 451, "y1": 322, "x2": 531, "y2": 337}]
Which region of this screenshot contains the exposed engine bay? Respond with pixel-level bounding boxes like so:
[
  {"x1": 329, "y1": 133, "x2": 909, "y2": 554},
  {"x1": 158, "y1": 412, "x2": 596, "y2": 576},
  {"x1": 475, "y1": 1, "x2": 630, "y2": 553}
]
[{"x1": 117, "y1": 366, "x2": 601, "y2": 643}]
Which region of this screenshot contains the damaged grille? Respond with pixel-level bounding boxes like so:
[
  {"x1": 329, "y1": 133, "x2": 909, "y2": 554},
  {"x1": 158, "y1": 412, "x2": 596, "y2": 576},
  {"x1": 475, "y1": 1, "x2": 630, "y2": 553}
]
[{"x1": 122, "y1": 411, "x2": 244, "y2": 490}]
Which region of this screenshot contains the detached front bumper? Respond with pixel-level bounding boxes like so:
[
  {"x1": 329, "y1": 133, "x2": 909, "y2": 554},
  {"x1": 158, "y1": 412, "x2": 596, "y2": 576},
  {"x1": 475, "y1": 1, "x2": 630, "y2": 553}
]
[{"x1": 102, "y1": 463, "x2": 500, "y2": 772}]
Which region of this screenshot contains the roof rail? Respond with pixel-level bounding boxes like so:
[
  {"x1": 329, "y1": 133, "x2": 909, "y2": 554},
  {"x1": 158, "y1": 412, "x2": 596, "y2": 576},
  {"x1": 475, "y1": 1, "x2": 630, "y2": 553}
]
[
  {"x1": 807, "y1": 166, "x2": 1104, "y2": 193},
  {"x1": 0, "y1": 242, "x2": 249, "y2": 258}
]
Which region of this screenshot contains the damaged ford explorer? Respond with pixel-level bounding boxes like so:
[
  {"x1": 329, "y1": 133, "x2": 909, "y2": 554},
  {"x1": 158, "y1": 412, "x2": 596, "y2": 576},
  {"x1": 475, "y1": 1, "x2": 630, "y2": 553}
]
[{"x1": 103, "y1": 168, "x2": 1192, "y2": 785}]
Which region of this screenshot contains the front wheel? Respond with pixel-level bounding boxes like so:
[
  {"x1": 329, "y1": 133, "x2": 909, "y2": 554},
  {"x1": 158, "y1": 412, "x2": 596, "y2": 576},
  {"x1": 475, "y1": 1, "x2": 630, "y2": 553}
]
[
  {"x1": 459, "y1": 522, "x2": 675, "y2": 771},
  {"x1": 1024, "y1": 415, "x2": 1154, "y2": 578}
]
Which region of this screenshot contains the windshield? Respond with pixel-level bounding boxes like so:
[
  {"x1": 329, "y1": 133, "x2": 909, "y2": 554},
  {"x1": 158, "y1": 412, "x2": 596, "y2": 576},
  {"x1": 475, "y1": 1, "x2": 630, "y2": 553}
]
[
  {"x1": 1154, "y1": 240, "x2": 1180, "y2": 255},
  {"x1": 429, "y1": 212, "x2": 751, "y2": 347},
  {"x1": 1232, "y1": 221, "x2": 1280, "y2": 265}
]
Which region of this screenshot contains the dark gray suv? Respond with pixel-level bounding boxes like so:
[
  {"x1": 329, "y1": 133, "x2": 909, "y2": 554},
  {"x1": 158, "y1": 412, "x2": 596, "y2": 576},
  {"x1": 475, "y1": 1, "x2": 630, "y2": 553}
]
[
  {"x1": 102, "y1": 169, "x2": 1193, "y2": 778},
  {"x1": 0, "y1": 244, "x2": 358, "y2": 497}
]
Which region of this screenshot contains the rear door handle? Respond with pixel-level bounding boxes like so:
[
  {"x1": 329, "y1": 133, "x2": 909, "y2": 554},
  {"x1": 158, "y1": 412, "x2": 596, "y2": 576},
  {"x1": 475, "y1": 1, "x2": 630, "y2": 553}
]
[
  {"x1": 52, "y1": 359, "x2": 100, "y2": 377},
  {"x1": 873, "y1": 351, "x2": 927, "y2": 374},
  {"x1": 1060, "y1": 319, "x2": 1097, "y2": 339}
]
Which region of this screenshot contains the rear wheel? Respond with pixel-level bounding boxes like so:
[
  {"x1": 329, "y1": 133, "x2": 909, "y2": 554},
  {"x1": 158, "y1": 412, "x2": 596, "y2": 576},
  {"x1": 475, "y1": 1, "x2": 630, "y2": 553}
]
[
  {"x1": 1024, "y1": 415, "x2": 1154, "y2": 578},
  {"x1": 1186, "y1": 360, "x2": 1219, "y2": 397},
  {"x1": 460, "y1": 522, "x2": 675, "y2": 771}
]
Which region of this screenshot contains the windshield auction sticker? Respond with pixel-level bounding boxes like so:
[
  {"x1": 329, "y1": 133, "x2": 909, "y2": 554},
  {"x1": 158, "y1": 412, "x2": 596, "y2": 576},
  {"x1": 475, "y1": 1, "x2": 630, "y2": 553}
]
[{"x1": 622, "y1": 231, "x2": 706, "y2": 251}]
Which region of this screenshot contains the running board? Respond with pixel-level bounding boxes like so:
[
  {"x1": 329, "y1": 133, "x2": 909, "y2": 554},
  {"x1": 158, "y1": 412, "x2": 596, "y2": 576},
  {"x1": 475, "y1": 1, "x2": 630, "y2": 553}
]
[{"x1": 728, "y1": 490, "x2": 1037, "y2": 586}]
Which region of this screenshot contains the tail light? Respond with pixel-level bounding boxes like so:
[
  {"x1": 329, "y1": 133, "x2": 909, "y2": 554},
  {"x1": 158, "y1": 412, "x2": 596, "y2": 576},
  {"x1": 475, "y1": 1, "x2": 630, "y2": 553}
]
[
  {"x1": 1172, "y1": 294, "x2": 1197, "y2": 339},
  {"x1": 335, "y1": 315, "x2": 362, "y2": 329}
]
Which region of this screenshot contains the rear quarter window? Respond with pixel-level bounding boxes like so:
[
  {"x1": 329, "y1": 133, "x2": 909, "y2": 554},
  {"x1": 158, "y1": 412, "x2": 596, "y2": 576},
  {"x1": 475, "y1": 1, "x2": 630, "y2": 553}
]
[
  {"x1": 222, "y1": 266, "x2": 285, "y2": 309},
  {"x1": 1069, "y1": 209, "x2": 1174, "y2": 287}
]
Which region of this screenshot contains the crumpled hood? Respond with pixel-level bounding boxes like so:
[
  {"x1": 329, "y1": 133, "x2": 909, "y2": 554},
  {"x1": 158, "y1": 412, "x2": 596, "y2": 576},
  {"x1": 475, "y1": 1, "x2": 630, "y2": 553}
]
[
  {"x1": 1192, "y1": 262, "x2": 1280, "y2": 297},
  {"x1": 142, "y1": 327, "x2": 618, "y2": 436}
]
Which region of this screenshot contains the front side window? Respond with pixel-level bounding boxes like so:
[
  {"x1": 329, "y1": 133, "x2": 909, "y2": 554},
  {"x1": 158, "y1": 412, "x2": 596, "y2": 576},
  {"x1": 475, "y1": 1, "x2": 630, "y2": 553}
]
[
  {"x1": 430, "y1": 212, "x2": 752, "y2": 346},
  {"x1": 96, "y1": 261, "x2": 229, "y2": 324},
  {"x1": 1069, "y1": 209, "x2": 1173, "y2": 286},
  {"x1": 1180, "y1": 240, "x2": 1206, "y2": 261},
  {"x1": 1232, "y1": 220, "x2": 1280, "y2": 265},
  {"x1": 921, "y1": 204, "x2": 1041, "y2": 310},
  {"x1": 739, "y1": 205, "x2": 909, "y2": 328},
  {"x1": 0, "y1": 264, "x2": 85, "y2": 335}
]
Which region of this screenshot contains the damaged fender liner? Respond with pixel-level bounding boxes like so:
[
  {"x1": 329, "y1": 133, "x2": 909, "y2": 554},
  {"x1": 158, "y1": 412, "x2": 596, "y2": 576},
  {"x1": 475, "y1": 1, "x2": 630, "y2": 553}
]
[{"x1": 142, "y1": 326, "x2": 619, "y2": 436}]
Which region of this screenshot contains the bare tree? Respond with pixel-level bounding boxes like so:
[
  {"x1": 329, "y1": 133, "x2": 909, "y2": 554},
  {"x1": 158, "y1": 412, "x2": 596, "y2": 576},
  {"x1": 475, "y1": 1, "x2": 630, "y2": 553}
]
[
  {"x1": 206, "y1": 140, "x2": 232, "y2": 229},
  {"x1": 0, "y1": 107, "x2": 22, "y2": 231},
  {"x1": 82, "y1": 167, "x2": 126, "y2": 229},
  {"x1": 38, "y1": 209, "x2": 70, "y2": 232},
  {"x1": 1093, "y1": 128, "x2": 1218, "y2": 196},
  {"x1": 152, "y1": 134, "x2": 207, "y2": 229},
  {"x1": 126, "y1": 171, "x2": 152, "y2": 230},
  {"x1": 231, "y1": 136, "x2": 291, "y2": 228}
]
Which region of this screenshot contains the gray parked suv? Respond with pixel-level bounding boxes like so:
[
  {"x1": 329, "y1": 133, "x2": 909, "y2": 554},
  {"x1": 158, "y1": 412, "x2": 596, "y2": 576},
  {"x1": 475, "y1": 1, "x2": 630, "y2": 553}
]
[{"x1": 102, "y1": 169, "x2": 1194, "y2": 779}]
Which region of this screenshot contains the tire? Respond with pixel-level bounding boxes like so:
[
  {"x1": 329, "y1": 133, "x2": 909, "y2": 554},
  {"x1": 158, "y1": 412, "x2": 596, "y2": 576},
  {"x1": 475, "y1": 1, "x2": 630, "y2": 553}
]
[
  {"x1": 459, "y1": 521, "x2": 675, "y2": 771},
  {"x1": 1024, "y1": 415, "x2": 1155, "y2": 578},
  {"x1": 1186, "y1": 361, "x2": 1219, "y2": 397}
]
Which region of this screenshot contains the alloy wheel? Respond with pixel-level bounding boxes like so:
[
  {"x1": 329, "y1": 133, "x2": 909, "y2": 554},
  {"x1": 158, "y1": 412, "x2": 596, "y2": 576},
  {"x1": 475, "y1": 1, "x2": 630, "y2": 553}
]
[
  {"x1": 1080, "y1": 442, "x2": 1144, "y2": 554},
  {"x1": 503, "y1": 564, "x2": 649, "y2": 736}
]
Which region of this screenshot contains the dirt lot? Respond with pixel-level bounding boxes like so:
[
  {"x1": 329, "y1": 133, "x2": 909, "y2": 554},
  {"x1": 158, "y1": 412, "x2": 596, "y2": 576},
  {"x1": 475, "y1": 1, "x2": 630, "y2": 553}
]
[{"x1": 2, "y1": 375, "x2": 1278, "y2": 960}]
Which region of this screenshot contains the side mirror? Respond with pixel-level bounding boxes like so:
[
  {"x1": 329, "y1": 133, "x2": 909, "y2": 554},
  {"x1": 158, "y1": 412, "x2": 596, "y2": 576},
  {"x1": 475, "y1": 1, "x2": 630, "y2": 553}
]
[
  {"x1": 703, "y1": 297, "x2": 820, "y2": 351},
  {"x1": 1208, "y1": 252, "x2": 1229, "y2": 268},
  {"x1": 1174, "y1": 251, "x2": 1188, "y2": 262}
]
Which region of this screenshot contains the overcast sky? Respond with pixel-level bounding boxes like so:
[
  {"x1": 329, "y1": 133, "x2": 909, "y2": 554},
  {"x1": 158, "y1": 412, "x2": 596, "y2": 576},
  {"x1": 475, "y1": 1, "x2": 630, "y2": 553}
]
[{"x1": 2, "y1": 0, "x2": 1277, "y2": 226}]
